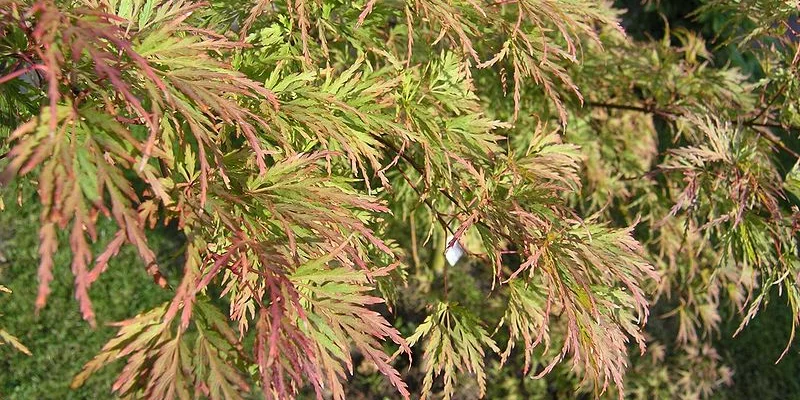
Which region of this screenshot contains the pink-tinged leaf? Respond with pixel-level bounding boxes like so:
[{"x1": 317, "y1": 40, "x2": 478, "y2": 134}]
[
  {"x1": 88, "y1": 229, "x2": 126, "y2": 285},
  {"x1": 70, "y1": 212, "x2": 96, "y2": 327},
  {"x1": 356, "y1": 0, "x2": 377, "y2": 27},
  {"x1": 35, "y1": 221, "x2": 58, "y2": 311}
]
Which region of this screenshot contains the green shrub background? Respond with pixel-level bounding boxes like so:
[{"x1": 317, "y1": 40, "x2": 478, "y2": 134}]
[{"x1": 0, "y1": 199, "x2": 171, "y2": 399}]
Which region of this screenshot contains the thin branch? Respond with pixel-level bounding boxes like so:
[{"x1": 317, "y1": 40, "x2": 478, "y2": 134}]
[
  {"x1": 371, "y1": 134, "x2": 519, "y2": 245},
  {"x1": 585, "y1": 101, "x2": 662, "y2": 115},
  {"x1": 371, "y1": 134, "x2": 466, "y2": 211},
  {"x1": 584, "y1": 101, "x2": 800, "y2": 159},
  {"x1": 396, "y1": 166, "x2": 455, "y2": 236},
  {"x1": 750, "y1": 125, "x2": 800, "y2": 159},
  {"x1": 748, "y1": 80, "x2": 790, "y2": 125}
]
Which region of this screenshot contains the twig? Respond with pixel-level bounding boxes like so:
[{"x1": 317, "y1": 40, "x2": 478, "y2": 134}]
[
  {"x1": 585, "y1": 101, "x2": 662, "y2": 115},
  {"x1": 584, "y1": 101, "x2": 800, "y2": 159},
  {"x1": 396, "y1": 166, "x2": 455, "y2": 236},
  {"x1": 748, "y1": 80, "x2": 790, "y2": 125},
  {"x1": 371, "y1": 134, "x2": 518, "y2": 245},
  {"x1": 750, "y1": 125, "x2": 800, "y2": 159},
  {"x1": 372, "y1": 134, "x2": 466, "y2": 211}
]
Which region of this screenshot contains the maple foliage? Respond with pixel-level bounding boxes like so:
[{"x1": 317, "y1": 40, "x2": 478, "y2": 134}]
[
  {"x1": 0, "y1": 285, "x2": 30, "y2": 356},
  {"x1": 1, "y1": 0, "x2": 800, "y2": 399}
]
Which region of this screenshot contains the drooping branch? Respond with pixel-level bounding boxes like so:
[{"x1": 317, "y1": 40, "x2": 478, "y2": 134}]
[{"x1": 584, "y1": 101, "x2": 800, "y2": 159}]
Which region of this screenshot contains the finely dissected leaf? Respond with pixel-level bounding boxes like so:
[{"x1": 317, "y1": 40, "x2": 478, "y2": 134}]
[
  {"x1": 407, "y1": 302, "x2": 500, "y2": 400},
  {"x1": 71, "y1": 299, "x2": 249, "y2": 399},
  {"x1": 0, "y1": 328, "x2": 31, "y2": 355},
  {"x1": 2, "y1": 0, "x2": 800, "y2": 399},
  {"x1": 785, "y1": 161, "x2": 800, "y2": 200},
  {"x1": 0, "y1": 288, "x2": 31, "y2": 356},
  {"x1": 291, "y1": 262, "x2": 411, "y2": 399}
]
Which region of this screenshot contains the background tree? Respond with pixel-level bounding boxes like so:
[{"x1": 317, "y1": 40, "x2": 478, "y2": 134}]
[{"x1": 1, "y1": 0, "x2": 800, "y2": 399}]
